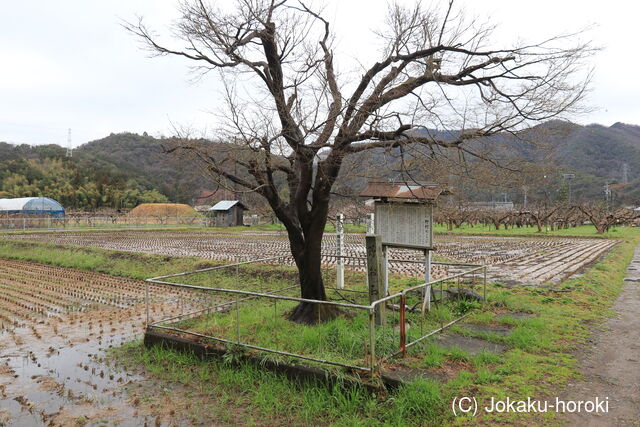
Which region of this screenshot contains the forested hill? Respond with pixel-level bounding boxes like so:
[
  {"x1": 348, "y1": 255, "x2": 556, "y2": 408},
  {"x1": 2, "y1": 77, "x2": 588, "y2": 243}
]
[
  {"x1": 537, "y1": 121, "x2": 640, "y2": 202},
  {"x1": 0, "y1": 132, "x2": 236, "y2": 211},
  {"x1": 74, "y1": 133, "x2": 208, "y2": 204},
  {"x1": 0, "y1": 135, "x2": 174, "y2": 211},
  {"x1": 1, "y1": 121, "x2": 639, "y2": 211}
]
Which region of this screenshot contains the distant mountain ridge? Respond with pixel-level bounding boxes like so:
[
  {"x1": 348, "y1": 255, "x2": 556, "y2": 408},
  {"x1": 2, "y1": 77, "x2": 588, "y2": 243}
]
[{"x1": 1, "y1": 120, "x2": 639, "y2": 208}]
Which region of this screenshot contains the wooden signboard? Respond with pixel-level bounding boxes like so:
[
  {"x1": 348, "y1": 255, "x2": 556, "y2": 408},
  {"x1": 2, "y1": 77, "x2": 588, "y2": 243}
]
[{"x1": 374, "y1": 202, "x2": 433, "y2": 249}]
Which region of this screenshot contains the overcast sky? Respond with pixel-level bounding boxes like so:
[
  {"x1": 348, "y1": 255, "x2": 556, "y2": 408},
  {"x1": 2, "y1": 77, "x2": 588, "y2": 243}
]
[{"x1": 1, "y1": 0, "x2": 637, "y2": 147}]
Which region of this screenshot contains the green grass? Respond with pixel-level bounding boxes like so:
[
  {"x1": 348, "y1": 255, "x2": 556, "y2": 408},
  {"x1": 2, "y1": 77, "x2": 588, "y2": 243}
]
[
  {"x1": 0, "y1": 239, "x2": 227, "y2": 280},
  {"x1": 2, "y1": 227, "x2": 639, "y2": 425},
  {"x1": 0, "y1": 218, "x2": 621, "y2": 238},
  {"x1": 169, "y1": 289, "x2": 468, "y2": 369},
  {"x1": 236, "y1": 222, "x2": 622, "y2": 237},
  {"x1": 112, "y1": 342, "x2": 446, "y2": 425},
  {"x1": 434, "y1": 222, "x2": 627, "y2": 238},
  {"x1": 0, "y1": 224, "x2": 209, "y2": 236}
]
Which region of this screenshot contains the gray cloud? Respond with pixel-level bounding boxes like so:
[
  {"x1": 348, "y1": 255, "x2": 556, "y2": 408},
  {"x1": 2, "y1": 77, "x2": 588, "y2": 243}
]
[{"x1": 1, "y1": 0, "x2": 636, "y2": 147}]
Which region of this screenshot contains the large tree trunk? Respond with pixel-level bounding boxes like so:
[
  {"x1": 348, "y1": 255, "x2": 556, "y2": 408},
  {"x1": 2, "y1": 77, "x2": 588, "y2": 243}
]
[
  {"x1": 594, "y1": 223, "x2": 606, "y2": 234},
  {"x1": 280, "y1": 198, "x2": 341, "y2": 325},
  {"x1": 287, "y1": 229, "x2": 339, "y2": 324},
  {"x1": 535, "y1": 219, "x2": 543, "y2": 233}
]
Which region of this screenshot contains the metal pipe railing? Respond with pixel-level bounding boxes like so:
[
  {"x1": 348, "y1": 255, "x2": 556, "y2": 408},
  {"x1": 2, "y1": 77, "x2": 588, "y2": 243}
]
[
  {"x1": 147, "y1": 255, "x2": 291, "y2": 281},
  {"x1": 145, "y1": 256, "x2": 487, "y2": 374}
]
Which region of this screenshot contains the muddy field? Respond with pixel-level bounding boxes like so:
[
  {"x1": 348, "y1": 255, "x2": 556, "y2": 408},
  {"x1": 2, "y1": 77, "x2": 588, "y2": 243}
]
[
  {"x1": 2, "y1": 230, "x2": 618, "y2": 285},
  {"x1": 0, "y1": 259, "x2": 205, "y2": 426}
]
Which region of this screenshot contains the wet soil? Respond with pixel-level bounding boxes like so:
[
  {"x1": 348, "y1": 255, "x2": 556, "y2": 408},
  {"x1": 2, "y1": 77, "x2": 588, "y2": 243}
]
[
  {"x1": 497, "y1": 312, "x2": 536, "y2": 321},
  {"x1": 0, "y1": 259, "x2": 198, "y2": 426},
  {"x1": 433, "y1": 334, "x2": 507, "y2": 355},
  {"x1": 460, "y1": 323, "x2": 513, "y2": 336}
]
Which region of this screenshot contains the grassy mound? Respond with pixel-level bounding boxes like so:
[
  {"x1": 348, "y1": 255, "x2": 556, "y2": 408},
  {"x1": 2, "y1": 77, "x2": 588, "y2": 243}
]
[{"x1": 129, "y1": 203, "x2": 197, "y2": 218}]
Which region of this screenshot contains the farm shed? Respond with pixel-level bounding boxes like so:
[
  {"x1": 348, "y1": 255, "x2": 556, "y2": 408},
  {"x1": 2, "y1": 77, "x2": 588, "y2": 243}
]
[
  {"x1": 208, "y1": 200, "x2": 247, "y2": 227},
  {"x1": 0, "y1": 197, "x2": 65, "y2": 217}
]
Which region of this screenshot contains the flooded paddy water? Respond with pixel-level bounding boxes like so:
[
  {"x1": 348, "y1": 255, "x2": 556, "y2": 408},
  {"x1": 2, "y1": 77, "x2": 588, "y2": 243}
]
[{"x1": 0, "y1": 259, "x2": 190, "y2": 426}]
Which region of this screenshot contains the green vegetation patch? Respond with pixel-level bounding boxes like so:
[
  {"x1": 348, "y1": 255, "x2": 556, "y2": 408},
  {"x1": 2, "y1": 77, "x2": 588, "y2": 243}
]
[
  {"x1": 434, "y1": 223, "x2": 626, "y2": 238},
  {"x1": 0, "y1": 239, "x2": 221, "y2": 280}
]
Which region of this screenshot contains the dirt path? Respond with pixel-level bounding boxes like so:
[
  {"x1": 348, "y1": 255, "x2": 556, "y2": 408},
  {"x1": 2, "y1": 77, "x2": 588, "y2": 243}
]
[{"x1": 562, "y1": 247, "x2": 640, "y2": 426}]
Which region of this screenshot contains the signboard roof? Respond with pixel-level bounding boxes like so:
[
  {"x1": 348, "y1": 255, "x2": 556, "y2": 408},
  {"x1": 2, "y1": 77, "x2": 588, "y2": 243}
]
[{"x1": 360, "y1": 181, "x2": 448, "y2": 201}]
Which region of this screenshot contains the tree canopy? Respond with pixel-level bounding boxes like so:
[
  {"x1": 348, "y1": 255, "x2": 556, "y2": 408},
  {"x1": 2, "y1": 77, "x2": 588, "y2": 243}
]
[{"x1": 126, "y1": 0, "x2": 595, "y2": 323}]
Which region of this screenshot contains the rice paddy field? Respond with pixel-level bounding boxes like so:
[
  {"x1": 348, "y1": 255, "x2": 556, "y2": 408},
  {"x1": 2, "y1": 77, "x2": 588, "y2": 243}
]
[{"x1": 0, "y1": 230, "x2": 618, "y2": 286}]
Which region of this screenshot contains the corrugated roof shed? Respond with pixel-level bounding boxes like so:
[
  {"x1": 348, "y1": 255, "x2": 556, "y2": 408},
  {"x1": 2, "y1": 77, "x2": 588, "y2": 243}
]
[{"x1": 209, "y1": 200, "x2": 247, "y2": 211}]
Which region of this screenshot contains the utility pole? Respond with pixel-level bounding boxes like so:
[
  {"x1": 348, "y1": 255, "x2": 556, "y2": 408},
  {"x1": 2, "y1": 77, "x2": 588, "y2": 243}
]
[{"x1": 604, "y1": 182, "x2": 611, "y2": 210}]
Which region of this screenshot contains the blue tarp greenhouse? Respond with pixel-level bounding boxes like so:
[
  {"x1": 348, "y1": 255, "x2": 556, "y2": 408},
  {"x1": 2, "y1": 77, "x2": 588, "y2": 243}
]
[{"x1": 0, "y1": 197, "x2": 65, "y2": 217}]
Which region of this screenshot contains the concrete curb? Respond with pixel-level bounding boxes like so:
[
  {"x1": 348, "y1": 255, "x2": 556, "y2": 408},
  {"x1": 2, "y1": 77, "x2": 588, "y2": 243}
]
[{"x1": 144, "y1": 329, "x2": 406, "y2": 392}]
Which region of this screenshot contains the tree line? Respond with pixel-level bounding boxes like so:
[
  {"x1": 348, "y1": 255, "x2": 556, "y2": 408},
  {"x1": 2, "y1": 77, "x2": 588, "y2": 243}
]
[
  {"x1": 436, "y1": 202, "x2": 638, "y2": 234},
  {"x1": 0, "y1": 156, "x2": 168, "y2": 211}
]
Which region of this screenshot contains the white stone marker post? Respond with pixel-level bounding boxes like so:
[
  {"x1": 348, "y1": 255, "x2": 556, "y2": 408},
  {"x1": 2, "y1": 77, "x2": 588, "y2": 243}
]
[
  {"x1": 336, "y1": 214, "x2": 345, "y2": 289},
  {"x1": 365, "y1": 213, "x2": 375, "y2": 288}
]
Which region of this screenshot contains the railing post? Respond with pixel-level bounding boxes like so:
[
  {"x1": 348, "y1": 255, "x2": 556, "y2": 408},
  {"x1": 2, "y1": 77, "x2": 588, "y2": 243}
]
[
  {"x1": 368, "y1": 310, "x2": 376, "y2": 373},
  {"x1": 421, "y1": 249, "x2": 432, "y2": 314},
  {"x1": 366, "y1": 235, "x2": 386, "y2": 325},
  {"x1": 145, "y1": 280, "x2": 150, "y2": 326},
  {"x1": 236, "y1": 293, "x2": 240, "y2": 344},
  {"x1": 399, "y1": 294, "x2": 406, "y2": 358},
  {"x1": 365, "y1": 213, "x2": 375, "y2": 289},
  {"x1": 383, "y1": 246, "x2": 389, "y2": 296},
  {"x1": 440, "y1": 282, "x2": 444, "y2": 330},
  {"x1": 336, "y1": 214, "x2": 345, "y2": 289},
  {"x1": 483, "y1": 266, "x2": 487, "y2": 305}
]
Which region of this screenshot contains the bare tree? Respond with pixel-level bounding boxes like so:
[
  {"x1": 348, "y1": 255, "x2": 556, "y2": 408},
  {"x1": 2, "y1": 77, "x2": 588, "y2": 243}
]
[
  {"x1": 438, "y1": 204, "x2": 476, "y2": 230},
  {"x1": 126, "y1": 0, "x2": 593, "y2": 323},
  {"x1": 481, "y1": 209, "x2": 513, "y2": 231},
  {"x1": 525, "y1": 203, "x2": 561, "y2": 232},
  {"x1": 576, "y1": 204, "x2": 636, "y2": 234}
]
